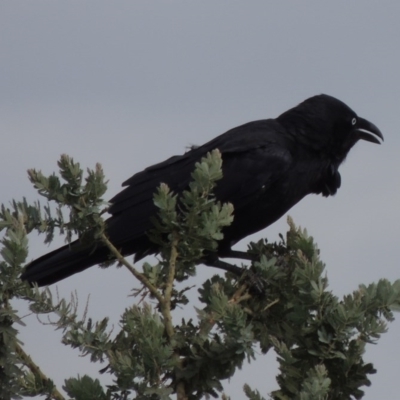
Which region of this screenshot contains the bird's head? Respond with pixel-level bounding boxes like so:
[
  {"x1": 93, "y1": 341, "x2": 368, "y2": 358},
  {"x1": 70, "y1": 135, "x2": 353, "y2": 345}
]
[{"x1": 277, "y1": 94, "x2": 384, "y2": 162}]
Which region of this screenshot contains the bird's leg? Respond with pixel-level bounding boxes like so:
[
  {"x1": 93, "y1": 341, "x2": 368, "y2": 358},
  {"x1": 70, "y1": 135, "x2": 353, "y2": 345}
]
[
  {"x1": 219, "y1": 249, "x2": 256, "y2": 261},
  {"x1": 202, "y1": 256, "x2": 243, "y2": 276},
  {"x1": 201, "y1": 255, "x2": 265, "y2": 294}
]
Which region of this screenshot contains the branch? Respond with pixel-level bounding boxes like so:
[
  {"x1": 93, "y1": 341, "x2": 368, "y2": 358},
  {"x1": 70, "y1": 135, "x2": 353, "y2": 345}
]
[
  {"x1": 161, "y1": 233, "x2": 178, "y2": 340},
  {"x1": 100, "y1": 233, "x2": 163, "y2": 303},
  {"x1": 16, "y1": 343, "x2": 65, "y2": 400}
]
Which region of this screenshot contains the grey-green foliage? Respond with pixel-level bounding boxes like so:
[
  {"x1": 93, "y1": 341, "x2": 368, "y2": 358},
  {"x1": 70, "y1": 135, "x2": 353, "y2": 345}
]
[
  {"x1": 0, "y1": 150, "x2": 399, "y2": 399},
  {"x1": 149, "y1": 150, "x2": 234, "y2": 280}
]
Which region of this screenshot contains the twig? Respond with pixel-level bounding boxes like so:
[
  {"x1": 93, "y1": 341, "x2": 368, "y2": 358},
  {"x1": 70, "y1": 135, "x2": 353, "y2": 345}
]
[
  {"x1": 161, "y1": 233, "x2": 178, "y2": 339},
  {"x1": 100, "y1": 233, "x2": 163, "y2": 303},
  {"x1": 176, "y1": 381, "x2": 188, "y2": 400},
  {"x1": 263, "y1": 298, "x2": 279, "y2": 311},
  {"x1": 16, "y1": 343, "x2": 65, "y2": 400}
]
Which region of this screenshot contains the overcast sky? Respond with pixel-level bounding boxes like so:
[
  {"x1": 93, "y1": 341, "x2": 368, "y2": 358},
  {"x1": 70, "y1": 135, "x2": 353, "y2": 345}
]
[{"x1": 1, "y1": 2, "x2": 400, "y2": 398}]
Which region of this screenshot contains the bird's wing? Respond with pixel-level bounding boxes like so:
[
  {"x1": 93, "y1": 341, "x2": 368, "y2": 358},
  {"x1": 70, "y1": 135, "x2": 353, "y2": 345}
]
[
  {"x1": 215, "y1": 145, "x2": 292, "y2": 209},
  {"x1": 109, "y1": 120, "x2": 289, "y2": 213},
  {"x1": 106, "y1": 120, "x2": 293, "y2": 244}
]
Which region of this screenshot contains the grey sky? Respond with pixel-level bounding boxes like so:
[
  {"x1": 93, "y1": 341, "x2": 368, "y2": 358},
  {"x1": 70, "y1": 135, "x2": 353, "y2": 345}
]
[{"x1": 1, "y1": 2, "x2": 399, "y2": 398}]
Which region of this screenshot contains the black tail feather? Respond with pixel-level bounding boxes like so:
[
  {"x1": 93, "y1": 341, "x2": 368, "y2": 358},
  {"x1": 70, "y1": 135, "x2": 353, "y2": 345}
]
[{"x1": 21, "y1": 242, "x2": 111, "y2": 287}]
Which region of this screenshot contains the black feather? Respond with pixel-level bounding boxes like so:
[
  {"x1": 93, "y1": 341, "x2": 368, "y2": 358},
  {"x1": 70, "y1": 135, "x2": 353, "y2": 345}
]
[{"x1": 21, "y1": 94, "x2": 383, "y2": 286}]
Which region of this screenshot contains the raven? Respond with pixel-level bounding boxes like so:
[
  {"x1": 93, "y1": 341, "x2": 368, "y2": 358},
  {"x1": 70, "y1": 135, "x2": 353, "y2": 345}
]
[{"x1": 21, "y1": 94, "x2": 383, "y2": 286}]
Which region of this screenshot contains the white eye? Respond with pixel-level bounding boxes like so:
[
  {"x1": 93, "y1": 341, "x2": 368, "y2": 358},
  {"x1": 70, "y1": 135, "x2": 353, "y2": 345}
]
[{"x1": 351, "y1": 118, "x2": 357, "y2": 125}]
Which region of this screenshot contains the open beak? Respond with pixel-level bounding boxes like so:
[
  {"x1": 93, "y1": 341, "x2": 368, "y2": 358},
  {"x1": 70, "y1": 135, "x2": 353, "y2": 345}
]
[{"x1": 353, "y1": 117, "x2": 384, "y2": 144}]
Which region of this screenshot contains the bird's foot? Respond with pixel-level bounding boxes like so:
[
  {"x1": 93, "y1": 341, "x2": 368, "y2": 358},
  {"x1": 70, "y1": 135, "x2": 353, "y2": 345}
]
[{"x1": 201, "y1": 255, "x2": 266, "y2": 294}]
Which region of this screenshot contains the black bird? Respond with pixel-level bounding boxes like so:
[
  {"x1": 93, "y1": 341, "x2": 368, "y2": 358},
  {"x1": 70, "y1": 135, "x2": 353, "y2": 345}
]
[{"x1": 21, "y1": 94, "x2": 383, "y2": 286}]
